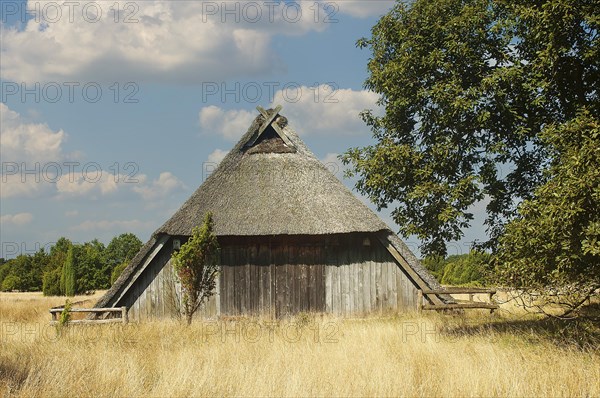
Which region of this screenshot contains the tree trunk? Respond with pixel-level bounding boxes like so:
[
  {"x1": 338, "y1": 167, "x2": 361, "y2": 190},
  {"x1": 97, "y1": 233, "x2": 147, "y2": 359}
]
[{"x1": 186, "y1": 311, "x2": 193, "y2": 326}]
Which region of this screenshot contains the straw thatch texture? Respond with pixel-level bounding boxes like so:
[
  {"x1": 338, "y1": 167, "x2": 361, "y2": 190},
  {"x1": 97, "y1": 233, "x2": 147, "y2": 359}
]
[{"x1": 155, "y1": 114, "x2": 388, "y2": 237}]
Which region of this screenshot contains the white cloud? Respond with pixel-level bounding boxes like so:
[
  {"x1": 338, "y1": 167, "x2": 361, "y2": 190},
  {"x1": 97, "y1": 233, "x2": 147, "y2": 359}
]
[
  {"x1": 70, "y1": 219, "x2": 154, "y2": 232},
  {"x1": 207, "y1": 149, "x2": 228, "y2": 165},
  {"x1": 0, "y1": 105, "x2": 184, "y2": 201},
  {"x1": 272, "y1": 85, "x2": 381, "y2": 136},
  {"x1": 335, "y1": 1, "x2": 395, "y2": 18},
  {"x1": 0, "y1": 103, "x2": 65, "y2": 163},
  {"x1": 1, "y1": 1, "x2": 331, "y2": 83},
  {"x1": 0, "y1": 213, "x2": 34, "y2": 226},
  {"x1": 199, "y1": 86, "x2": 381, "y2": 140},
  {"x1": 132, "y1": 172, "x2": 186, "y2": 200},
  {"x1": 65, "y1": 210, "x2": 79, "y2": 217},
  {"x1": 55, "y1": 171, "x2": 123, "y2": 197},
  {"x1": 199, "y1": 106, "x2": 255, "y2": 141},
  {"x1": 0, "y1": 174, "x2": 48, "y2": 199}
]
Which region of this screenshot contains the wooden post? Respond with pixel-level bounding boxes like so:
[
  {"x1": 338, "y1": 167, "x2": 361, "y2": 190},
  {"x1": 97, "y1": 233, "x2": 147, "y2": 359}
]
[
  {"x1": 417, "y1": 290, "x2": 423, "y2": 313},
  {"x1": 121, "y1": 306, "x2": 128, "y2": 324}
]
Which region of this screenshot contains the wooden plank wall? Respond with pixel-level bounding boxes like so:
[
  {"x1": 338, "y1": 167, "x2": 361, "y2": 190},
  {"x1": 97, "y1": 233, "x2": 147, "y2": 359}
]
[
  {"x1": 124, "y1": 241, "x2": 218, "y2": 322},
  {"x1": 323, "y1": 235, "x2": 417, "y2": 316},
  {"x1": 122, "y1": 234, "x2": 419, "y2": 321},
  {"x1": 218, "y1": 240, "x2": 326, "y2": 317}
]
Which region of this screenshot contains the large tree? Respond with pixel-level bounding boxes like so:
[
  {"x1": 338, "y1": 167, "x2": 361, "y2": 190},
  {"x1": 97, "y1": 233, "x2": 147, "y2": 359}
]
[
  {"x1": 342, "y1": 0, "x2": 599, "y2": 256},
  {"x1": 496, "y1": 112, "x2": 599, "y2": 317}
]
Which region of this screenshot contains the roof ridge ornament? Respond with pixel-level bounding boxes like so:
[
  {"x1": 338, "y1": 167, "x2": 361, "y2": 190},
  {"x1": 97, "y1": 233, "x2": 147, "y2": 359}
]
[{"x1": 247, "y1": 105, "x2": 294, "y2": 148}]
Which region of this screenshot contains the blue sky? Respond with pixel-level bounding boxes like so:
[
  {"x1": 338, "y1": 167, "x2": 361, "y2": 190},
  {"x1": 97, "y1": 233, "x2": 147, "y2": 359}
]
[{"x1": 0, "y1": 0, "x2": 486, "y2": 259}]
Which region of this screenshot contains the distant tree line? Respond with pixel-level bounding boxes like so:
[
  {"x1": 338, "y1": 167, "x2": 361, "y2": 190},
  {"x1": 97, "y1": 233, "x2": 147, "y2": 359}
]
[
  {"x1": 422, "y1": 251, "x2": 492, "y2": 287},
  {"x1": 0, "y1": 233, "x2": 142, "y2": 296}
]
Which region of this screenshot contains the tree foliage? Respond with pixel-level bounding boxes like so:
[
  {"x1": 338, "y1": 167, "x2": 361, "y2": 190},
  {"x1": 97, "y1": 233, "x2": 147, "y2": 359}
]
[
  {"x1": 111, "y1": 261, "x2": 129, "y2": 285},
  {"x1": 495, "y1": 112, "x2": 600, "y2": 317},
  {"x1": 342, "y1": 0, "x2": 599, "y2": 256},
  {"x1": 104, "y1": 233, "x2": 142, "y2": 266},
  {"x1": 423, "y1": 250, "x2": 491, "y2": 286},
  {"x1": 62, "y1": 247, "x2": 76, "y2": 297},
  {"x1": 171, "y1": 213, "x2": 220, "y2": 325},
  {"x1": 0, "y1": 233, "x2": 142, "y2": 295}
]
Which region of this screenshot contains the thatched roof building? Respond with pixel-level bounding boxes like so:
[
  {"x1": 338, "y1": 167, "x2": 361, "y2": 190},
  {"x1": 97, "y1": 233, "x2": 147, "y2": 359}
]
[{"x1": 96, "y1": 107, "x2": 444, "y2": 319}]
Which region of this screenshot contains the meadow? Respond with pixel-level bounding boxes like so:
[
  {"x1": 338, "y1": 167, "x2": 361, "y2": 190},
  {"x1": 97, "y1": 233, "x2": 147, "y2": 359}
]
[{"x1": 1, "y1": 291, "x2": 599, "y2": 397}]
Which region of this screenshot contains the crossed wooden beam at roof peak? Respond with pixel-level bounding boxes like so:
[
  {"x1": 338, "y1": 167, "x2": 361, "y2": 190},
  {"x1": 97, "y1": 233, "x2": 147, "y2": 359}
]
[{"x1": 248, "y1": 105, "x2": 294, "y2": 148}]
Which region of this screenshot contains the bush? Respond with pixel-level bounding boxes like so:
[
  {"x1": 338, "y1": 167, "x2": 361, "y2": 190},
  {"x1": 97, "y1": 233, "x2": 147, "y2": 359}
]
[
  {"x1": 43, "y1": 267, "x2": 63, "y2": 296},
  {"x1": 111, "y1": 261, "x2": 128, "y2": 285},
  {"x1": 1, "y1": 275, "x2": 22, "y2": 291},
  {"x1": 423, "y1": 251, "x2": 490, "y2": 286}
]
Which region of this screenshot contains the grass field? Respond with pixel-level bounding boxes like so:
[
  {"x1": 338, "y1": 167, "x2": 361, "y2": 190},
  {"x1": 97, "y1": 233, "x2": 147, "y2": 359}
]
[{"x1": 1, "y1": 291, "x2": 599, "y2": 397}]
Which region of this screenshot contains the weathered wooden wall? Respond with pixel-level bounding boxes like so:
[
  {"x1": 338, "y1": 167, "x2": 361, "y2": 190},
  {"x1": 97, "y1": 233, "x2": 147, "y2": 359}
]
[{"x1": 122, "y1": 233, "x2": 418, "y2": 321}]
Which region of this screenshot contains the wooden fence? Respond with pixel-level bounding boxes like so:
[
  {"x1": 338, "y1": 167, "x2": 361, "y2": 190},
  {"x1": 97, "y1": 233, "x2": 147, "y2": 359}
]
[
  {"x1": 49, "y1": 307, "x2": 128, "y2": 325},
  {"x1": 417, "y1": 287, "x2": 499, "y2": 312}
]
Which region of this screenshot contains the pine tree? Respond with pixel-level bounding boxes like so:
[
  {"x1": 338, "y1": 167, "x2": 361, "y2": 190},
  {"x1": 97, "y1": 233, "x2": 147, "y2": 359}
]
[{"x1": 62, "y1": 247, "x2": 76, "y2": 297}]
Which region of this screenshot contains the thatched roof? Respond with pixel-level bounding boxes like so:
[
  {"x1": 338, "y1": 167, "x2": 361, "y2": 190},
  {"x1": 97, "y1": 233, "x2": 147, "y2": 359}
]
[
  {"x1": 155, "y1": 109, "x2": 389, "y2": 237},
  {"x1": 95, "y1": 108, "x2": 446, "y2": 310}
]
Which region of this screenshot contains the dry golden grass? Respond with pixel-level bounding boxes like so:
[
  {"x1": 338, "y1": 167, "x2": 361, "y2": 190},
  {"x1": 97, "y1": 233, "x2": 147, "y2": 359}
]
[{"x1": 1, "y1": 292, "x2": 598, "y2": 397}]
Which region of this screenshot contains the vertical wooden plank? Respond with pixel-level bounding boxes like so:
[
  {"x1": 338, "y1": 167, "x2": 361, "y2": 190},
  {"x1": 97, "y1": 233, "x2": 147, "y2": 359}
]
[
  {"x1": 270, "y1": 244, "x2": 276, "y2": 319},
  {"x1": 277, "y1": 262, "x2": 286, "y2": 317},
  {"x1": 308, "y1": 248, "x2": 317, "y2": 312},
  {"x1": 336, "y1": 247, "x2": 343, "y2": 316},
  {"x1": 219, "y1": 248, "x2": 227, "y2": 315},
  {"x1": 337, "y1": 247, "x2": 344, "y2": 316},
  {"x1": 142, "y1": 273, "x2": 149, "y2": 321},
  {"x1": 159, "y1": 261, "x2": 166, "y2": 318},
  {"x1": 332, "y1": 262, "x2": 340, "y2": 315},
  {"x1": 226, "y1": 248, "x2": 235, "y2": 316},
  {"x1": 286, "y1": 245, "x2": 294, "y2": 316},
  {"x1": 341, "y1": 250, "x2": 350, "y2": 316},
  {"x1": 297, "y1": 246, "x2": 305, "y2": 315},
  {"x1": 352, "y1": 244, "x2": 359, "y2": 315},
  {"x1": 289, "y1": 245, "x2": 296, "y2": 315},
  {"x1": 245, "y1": 248, "x2": 253, "y2": 315},
  {"x1": 375, "y1": 249, "x2": 382, "y2": 312},
  {"x1": 362, "y1": 248, "x2": 371, "y2": 313},
  {"x1": 396, "y1": 259, "x2": 404, "y2": 310},
  {"x1": 390, "y1": 262, "x2": 398, "y2": 311},
  {"x1": 252, "y1": 246, "x2": 259, "y2": 315},
  {"x1": 275, "y1": 245, "x2": 287, "y2": 318},
  {"x1": 254, "y1": 244, "x2": 262, "y2": 314},
  {"x1": 155, "y1": 264, "x2": 162, "y2": 318},
  {"x1": 316, "y1": 246, "x2": 325, "y2": 313},
  {"x1": 240, "y1": 248, "x2": 248, "y2": 314},
  {"x1": 231, "y1": 249, "x2": 238, "y2": 316},
  {"x1": 237, "y1": 252, "x2": 242, "y2": 315},
  {"x1": 325, "y1": 259, "x2": 333, "y2": 313},
  {"x1": 303, "y1": 246, "x2": 309, "y2": 314},
  {"x1": 349, "y1": 245, "x2": 356, "y2": 315},
  {"x1": 370, "y1": 256, "x2": 377, "y2": 313},
  {"x1": 383, "y1": 247, "x2": 392, "y2": 310},
  {"x1": 260, "y1": 243, "x2": 271, "y2": 317}
]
